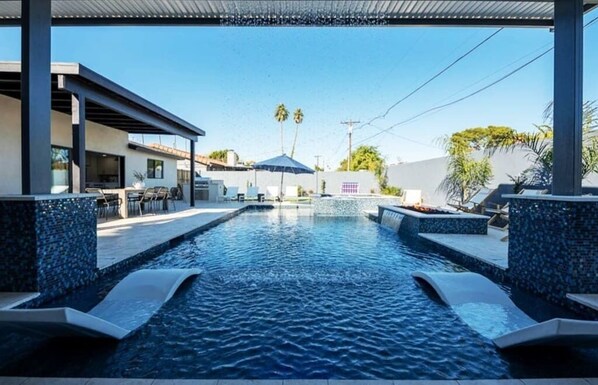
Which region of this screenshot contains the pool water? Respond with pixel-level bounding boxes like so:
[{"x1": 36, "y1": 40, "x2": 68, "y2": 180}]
[{"x1": 0, "y1": 209, "x2": 597, "y2": 379}]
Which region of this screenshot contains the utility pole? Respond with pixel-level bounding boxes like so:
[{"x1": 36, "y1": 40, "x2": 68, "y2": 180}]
[
  {"x1": 341, "y1": 120, "x2": 360, "y2": 171},
  {"x1": 315, "y1": 155, "x2": 321, "y2": 194}
]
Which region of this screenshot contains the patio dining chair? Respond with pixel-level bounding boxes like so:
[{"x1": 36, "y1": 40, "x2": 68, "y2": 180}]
[
  {"x1": 86, "y1": 187, "x2": 121, "y2": 221},
  {"x1": 138, "y1": 187, "x2": 156, "y2": 216},
  {"x1": 155, "y1": 187, "x2": 169, "y2": 212},
  {"x1": 168, "y1": 187, "x2": 179, "y2": 211}
]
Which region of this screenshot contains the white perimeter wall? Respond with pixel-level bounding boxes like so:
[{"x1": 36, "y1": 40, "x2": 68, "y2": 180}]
[
  {"x1": 387, "y1": 148, "x2": 598, "y2": 206},
  {"x1": 202, "y1": 170, "x2": 379, "y2": 195},
  {"x1": 0, "y1": 94, "x2": 177, "y2": 194}
]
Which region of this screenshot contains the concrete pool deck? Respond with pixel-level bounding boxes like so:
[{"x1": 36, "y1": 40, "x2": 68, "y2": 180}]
[
  {"x1": 96, "y1": 202, "x2": 246, "y2": 270},
  {"x1": 419, "y1": 228, "x2": 509, "y2": 270},
  {"x1": 0, "y1": 378, "x2": 596, "y2": 384}
]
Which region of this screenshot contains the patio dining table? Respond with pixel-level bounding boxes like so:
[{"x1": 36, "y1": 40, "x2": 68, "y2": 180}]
[{"x1": 102, "y1": 188, "x2": 145, "y2": 219}]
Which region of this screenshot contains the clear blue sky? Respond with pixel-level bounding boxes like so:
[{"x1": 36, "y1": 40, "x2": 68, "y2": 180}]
[{"x1": 0, "y1": 15, "x2": 597, "y2": 169}]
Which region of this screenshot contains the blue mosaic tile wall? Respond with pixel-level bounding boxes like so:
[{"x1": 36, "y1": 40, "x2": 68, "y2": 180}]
[
  {"x1": 509, "y1": 198, "x2": 598, "y2": 307},
  {"x1": 314, "y1": 197, "x2": 402, "y2": 216},
  {"x1": 378, "y1": 206, "x2": 488, "y2": 237},
  {"x1": 0, "y1": 196, "x2": 97, "y2": 301}
]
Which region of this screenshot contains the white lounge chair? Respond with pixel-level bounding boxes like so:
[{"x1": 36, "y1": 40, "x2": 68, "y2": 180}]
[
  {"x1": 401, "y1": 189, "x2": 422, "y2": 206},
  {"x1": 266, "y1": 186, "x2": 279, "y2": 201},
  {"x1": 223, "y1": 186, "x2": 239, "y2": 202},
  {"x1": 448, "y1": 187, "x2": 494, "y2": 212},
  {"x1": 412, "y1": 271, "x2": 598, "y2": 349},
  {"x1": 285, "y1": 185, "x2": 299, "y2": 201},
  {"x1": 0, "y1": 269, "x2": 200, "y2": 340},
  {"x1": 246, "y1": 186, "x2": 259, "y2": 200}
]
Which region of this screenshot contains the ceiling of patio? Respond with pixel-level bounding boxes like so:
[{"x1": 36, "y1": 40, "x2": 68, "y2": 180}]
[
  {"x1": 0, "y1": 1, "x2": 597, "y2": 27},
  {"x1": 0, "y1": 62, "x2": 205, "y2": 140}
]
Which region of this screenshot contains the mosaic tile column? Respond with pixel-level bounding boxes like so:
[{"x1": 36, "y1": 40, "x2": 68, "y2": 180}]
[
  {"x1": 0, "y1": 195, "x2": 97, "y2": 301},
  {"x1": 507, "y1": 195, "x2": 598, "y2": 307}
]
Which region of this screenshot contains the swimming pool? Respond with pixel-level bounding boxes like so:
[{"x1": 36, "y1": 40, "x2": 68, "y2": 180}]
[{"x1": 0, "y1": 209, "x2": 597, "y2": 379}]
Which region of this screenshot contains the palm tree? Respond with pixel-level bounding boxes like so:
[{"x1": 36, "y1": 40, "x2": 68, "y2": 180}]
[
  {"x1": 274, "y1": 104, "x2": 289, "y2": 154},
  {"x1": 290, "y1": 108, "x2": 304, "y2": 158},
  {"x1": 494, "y1": 101, "x2": 598, "y2": 187}
]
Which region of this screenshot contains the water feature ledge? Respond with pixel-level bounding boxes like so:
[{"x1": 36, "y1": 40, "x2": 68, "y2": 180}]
[{"x1": 378, "y1": 205, "x2": 489, "y2": 237}]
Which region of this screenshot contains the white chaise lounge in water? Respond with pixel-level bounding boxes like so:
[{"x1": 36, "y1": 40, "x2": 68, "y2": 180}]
[
  {"x1": 0, "y1": 268, "x2": 200, "y2": 340},
  {"x1": 412, "y1": 271, "x2": 598, "y2": 349}
]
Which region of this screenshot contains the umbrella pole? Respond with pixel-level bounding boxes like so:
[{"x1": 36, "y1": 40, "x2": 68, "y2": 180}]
[{"x1": 279, "y1": 171, "x2": 285, "y2": 205}]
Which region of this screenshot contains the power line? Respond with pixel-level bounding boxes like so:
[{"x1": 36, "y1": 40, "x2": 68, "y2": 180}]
[
  {"x1": 354, "y1": 47, "x2": 554, "y2": 147},
  {"x1": 354, "y1": 13, "x2": 598, "y2": 147},
  {"x1": 356, "y1": 28, "x2": 504, "y2": 131}
]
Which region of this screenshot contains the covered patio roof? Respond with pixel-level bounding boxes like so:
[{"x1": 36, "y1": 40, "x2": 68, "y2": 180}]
[
  {"x1": 0, "y1": 62, "x2": 205, "y2": 141},
  {"x1": 0, "y1": 1, "x2": 597, "y2": 27}
]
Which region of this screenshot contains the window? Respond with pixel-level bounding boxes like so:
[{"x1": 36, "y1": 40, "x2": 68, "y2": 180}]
[
  {"x1": 147, "y1": 159, "x2": 164, "y2": 179},
  {"x1": 51, "y1": 146, "x2": 70, "y2": 194}
]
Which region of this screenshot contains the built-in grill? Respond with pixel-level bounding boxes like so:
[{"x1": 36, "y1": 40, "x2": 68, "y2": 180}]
[{"x1": 194, "y1": 177, "x2": 223, "y2": 202}]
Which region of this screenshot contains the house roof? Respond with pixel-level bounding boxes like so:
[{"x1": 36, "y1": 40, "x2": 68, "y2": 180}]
[
  {"x1": 128, "y1": 141, "x2": 186, "y2": 160},
  {"x1": 0, "y1": 1, "x2": 597, "y2": 27},
  {"x1": 148, "y1": 143, "x2": 251, "y2": 170},
  {"x1": 0, "y1": 61, "x2": 205, "y2": 141}
]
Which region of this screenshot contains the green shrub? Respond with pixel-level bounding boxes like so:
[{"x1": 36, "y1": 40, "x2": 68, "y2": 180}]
[{"x1": 381, "y1": 186, "x2": 403, "y2": 197}]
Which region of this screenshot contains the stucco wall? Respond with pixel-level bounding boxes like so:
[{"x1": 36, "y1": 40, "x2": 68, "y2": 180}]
[
  {"x1": 387, "y1": 148, "x2": 598, "y2": 206},
  {"x1": 201, "y1": 170, "x2": 379, "y2": 195},
  {"x1": 0, "y1": 94, "x2": 177, "y2": 194}
]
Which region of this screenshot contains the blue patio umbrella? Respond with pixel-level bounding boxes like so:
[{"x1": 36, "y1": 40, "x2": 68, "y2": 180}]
[
  {"x1": 254, "y1": 154, "x2": 315, "y2": 175},
  {"x1": 253, "y1": 154, "x2": 314, "y2": 200}
]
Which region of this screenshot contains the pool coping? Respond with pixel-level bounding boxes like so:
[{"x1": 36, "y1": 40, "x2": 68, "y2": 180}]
[{"x1": 0, "y1": 377, "x2": 596, "y2": 384}]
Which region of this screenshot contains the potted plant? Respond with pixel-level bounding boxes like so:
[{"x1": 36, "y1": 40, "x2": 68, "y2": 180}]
[{"x1": 133, "y1": 171, "x2": 146, "y2": 189}]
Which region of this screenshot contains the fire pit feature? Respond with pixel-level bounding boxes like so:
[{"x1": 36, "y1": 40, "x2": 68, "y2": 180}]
[
  {"x1": 398, "y1": 205, "x2": 452, "y2": 215},
  {"x1": 378, "y1": 205, "x2": 488, "y2": 237}
]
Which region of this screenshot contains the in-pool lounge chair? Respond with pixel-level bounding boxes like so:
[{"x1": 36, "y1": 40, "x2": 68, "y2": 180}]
[
  {"x1": 0, "y1": 269, "x2": 200, "y2": 340},
  {"x1": 412, "y1": 271, "x2": 598, "y2": 349}
]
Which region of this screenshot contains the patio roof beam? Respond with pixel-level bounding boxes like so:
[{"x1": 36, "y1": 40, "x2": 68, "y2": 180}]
[
  {"x1": 190, "y1": 140, "x2": 196, "y2": 207},
  {"x1": 71, "y1": 93, "x2": 86, "y2": 194},
  {"x1": 20, "y1": 0, "x2": 52, "y2": 194},
  {"x1": 0, "y1": 17, "x2": 555, "y2": 28},
  {"x1": 57, "y1": 75, "x2": 199, "y2": 142},
  {"x1": 552, "y1": 0, "x2": 584, "y2": 196}
]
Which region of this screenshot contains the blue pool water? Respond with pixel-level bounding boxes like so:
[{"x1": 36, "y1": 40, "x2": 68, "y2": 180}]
[{"x1": 0, "y1": 209, "x2": 597, "y2": 379}]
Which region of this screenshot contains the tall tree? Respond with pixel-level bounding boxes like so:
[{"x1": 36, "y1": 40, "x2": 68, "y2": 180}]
[
  {"x1": 208, "y1": 149, "x2": 237, "y2": 163},
  {"x1": 290, "y1": 108, "x2": 304, "y2": 158},
  {"x1": 439, "y1": 127, "x2": 501, "y2": 204},
  {"x1": 338, "y1": 145, "x2": 385, "y2": 180},
  {"x1": 274, "y1": 104, "x2": 289, "y2": 154},
  {"x1": 493, "y1": 100, "x2": 598, "y2": 187}
]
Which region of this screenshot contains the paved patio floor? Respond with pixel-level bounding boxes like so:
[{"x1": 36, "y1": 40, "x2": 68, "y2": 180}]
[
  {"x1": 96, "y1": 202, "x2": 246, "y2": 270},
  {"x1": 419, "y1": 228, "x2": 509, "y2": 270}
]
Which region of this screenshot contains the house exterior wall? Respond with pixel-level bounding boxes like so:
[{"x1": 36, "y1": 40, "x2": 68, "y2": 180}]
[{"x1": 0, "y1": 94, "x2": 177, "y2": 194}]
